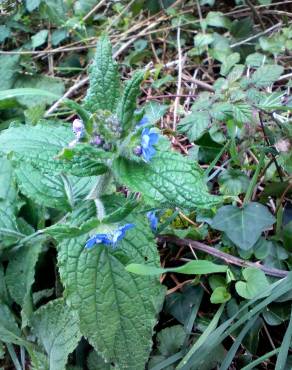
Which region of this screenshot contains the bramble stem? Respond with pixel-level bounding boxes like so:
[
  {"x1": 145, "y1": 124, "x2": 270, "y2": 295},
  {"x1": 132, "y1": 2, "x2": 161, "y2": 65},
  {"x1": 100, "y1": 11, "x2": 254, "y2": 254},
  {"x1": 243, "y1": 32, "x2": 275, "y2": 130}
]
[{"x1": 159, "y1": 235, "x2": 288, "y2": 278}]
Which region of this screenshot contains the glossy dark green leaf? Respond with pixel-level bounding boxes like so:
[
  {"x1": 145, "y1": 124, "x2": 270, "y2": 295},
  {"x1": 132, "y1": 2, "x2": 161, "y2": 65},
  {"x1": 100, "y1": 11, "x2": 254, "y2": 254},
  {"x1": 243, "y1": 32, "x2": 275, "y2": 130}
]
[{"x1": 212, "y1": 202, "x2": 275, "y2": 250}]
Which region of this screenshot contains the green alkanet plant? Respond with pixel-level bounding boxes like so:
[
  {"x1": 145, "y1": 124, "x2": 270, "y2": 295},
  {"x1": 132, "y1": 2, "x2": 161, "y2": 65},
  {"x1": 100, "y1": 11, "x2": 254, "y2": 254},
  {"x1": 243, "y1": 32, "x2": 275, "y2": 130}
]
[{"x1": 0, "y1": 36, "x2": 222, "y2": 369}]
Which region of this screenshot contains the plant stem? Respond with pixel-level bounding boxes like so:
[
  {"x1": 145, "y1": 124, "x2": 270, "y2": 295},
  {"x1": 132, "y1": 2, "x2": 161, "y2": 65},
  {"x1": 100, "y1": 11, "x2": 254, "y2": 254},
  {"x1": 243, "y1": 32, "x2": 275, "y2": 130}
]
[
  {"x1": 159, "y1": 235, "x2": 289, "y2": 278},
  {"x1": 243, "y1": 150, "x2": 265, "y2": 206}
]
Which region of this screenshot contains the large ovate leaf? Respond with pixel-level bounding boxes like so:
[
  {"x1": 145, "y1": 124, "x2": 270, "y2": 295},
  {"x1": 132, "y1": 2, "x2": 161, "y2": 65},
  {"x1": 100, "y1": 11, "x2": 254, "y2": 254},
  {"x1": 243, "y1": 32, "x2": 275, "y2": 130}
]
[
  {"x1": 15, "y1": 162, "x2": 95, "y2": 211},
  {"x1": 0, "y1": 124, "x2": 108, "y2": 176},
  {"x1": 113, "y1": 151, "x2": 221, "y2": 209},
  {"x1": 58, "y1": 215, "x2": 165, "y2": 370},
  {"x1": 31, "y1": 299, "x2": 81, "y2": 370},
  {"x1": 5, "y1": 243, "x2": 43, "y2": 327},
  {"x1": 83, "y1": 36, "x2": 120, "y2": 113},
  {"x1": 117, "y1": 70, "x2": 144, "y2": 134},
  {"x1": 212, "y1": 202, "x2": 276, "y2": 250}
]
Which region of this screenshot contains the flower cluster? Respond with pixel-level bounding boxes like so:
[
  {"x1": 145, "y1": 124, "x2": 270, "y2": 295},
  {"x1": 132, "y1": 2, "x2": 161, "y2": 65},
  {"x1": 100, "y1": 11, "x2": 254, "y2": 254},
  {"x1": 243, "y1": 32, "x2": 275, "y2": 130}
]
[{"x1": 85, "y1": 224, "x2": 134, "y2": 249}]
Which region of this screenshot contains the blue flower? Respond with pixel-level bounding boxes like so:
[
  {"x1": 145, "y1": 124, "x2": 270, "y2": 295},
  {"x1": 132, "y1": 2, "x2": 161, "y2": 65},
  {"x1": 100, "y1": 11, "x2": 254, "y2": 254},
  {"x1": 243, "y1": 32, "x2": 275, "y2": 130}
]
[
  {"x1": 72, "y1": 119, "x2": 85, "y2": 141},
  {"x1": 137, "y1": 116, "x2": 149, "y2": 127},
  {"x1": 141, "y1": 128, "x2": 159, "y2": 162},
  {"x1": 85, "y1": 224, "x2": 134, "y2": 249},
  {"x1": 147, "y1": 211, "x2": 158, "y2": 231}
]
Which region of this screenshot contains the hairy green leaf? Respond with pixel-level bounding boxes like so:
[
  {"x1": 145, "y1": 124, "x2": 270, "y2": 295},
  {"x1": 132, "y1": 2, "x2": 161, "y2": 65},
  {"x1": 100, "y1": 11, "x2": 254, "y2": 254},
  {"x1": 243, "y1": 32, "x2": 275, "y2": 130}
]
[
  {"x1": 0, "y1": 124, "x2": 108, "y2": 176},
  {"x1": 83, "y1": 37, "x2": 120, "y2": 113},
  {"x1": 32, "y1": 299, "x2": 81, "y2": 370},
  {"x1": 113, "y1": 151, "x2": 221, "y2": 209},
  {"x1": 117, "y1": 70, "x2": 144, "y2": 134},
  {"x1": 15, "y1": 162, "x2": 95, "y2": 211},
  {"x1": 58, "y1": 215, "x2": 165, "y2": 369}
]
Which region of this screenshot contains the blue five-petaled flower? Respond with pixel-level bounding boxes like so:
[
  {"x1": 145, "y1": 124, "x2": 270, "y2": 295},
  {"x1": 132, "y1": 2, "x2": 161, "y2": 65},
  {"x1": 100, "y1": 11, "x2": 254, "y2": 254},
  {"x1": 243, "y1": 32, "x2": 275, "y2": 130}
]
[
  {"x1": 137, "y1": 116, "x2": 149, "y2": 127},
  {"x1": 141, "y1": 128, "x2": 159, "y2": 162},
  {"x1": 85, "y1": 224, "x2": 135, "y2": 249},
  {"x1": 147, "y1": 211, "x2": 158, "y2": 231}
]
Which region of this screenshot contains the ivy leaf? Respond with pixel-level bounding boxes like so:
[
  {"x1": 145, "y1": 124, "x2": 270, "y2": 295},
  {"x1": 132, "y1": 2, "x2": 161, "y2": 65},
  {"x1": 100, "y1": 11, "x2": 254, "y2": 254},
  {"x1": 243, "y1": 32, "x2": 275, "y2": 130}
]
[
  {"x1": 32, "y1": 299, "x2": 81, "y2": 370},
  {"x1": 15, "y1": 162, "x2": 95, "y2": 211},
  {"x1": 235, "y1": 268, "x2": 270, "y2": 299},
  {"x1": 212, "y1": 202, "x2": 276, "y2": 250},
  {"x1": 117, "y1": 70, "x2": 144, "y2": 135},
  {"x1": 83, "y1": 36, "x2": 120, "y2": 113},
  {"x1": 113, "y1": 151, "x2": 221, "y2": 209},
  {"x1": 58, "y1": 215, "x2": 165, "y2": 370},
  {"x1": 178, "y1": 111, "x2": 210, "y2": 141},
  {"x1": 251, "y1": 65, "x2": 284, "y2": 87},
  {"x1": 0, "y1": 124, "x2": 108, "y2": 176},
  {"x1": 5, "y1": 243, "x2": 43, "y2": 327}
]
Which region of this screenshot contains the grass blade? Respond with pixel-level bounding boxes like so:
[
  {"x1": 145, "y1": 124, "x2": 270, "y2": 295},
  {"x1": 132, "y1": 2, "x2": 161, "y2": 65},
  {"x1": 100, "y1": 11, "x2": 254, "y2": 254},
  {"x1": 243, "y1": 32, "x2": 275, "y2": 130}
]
[
  {"x1": 176, "y1": 304, "x2": 225, "y2": 369},
  {"x1": 275, "y1": 308, "x2": 292, "y2": 370},
  {"x1": 219, "y1": 315, "x2": 259, "y2": 370},
  {"x1": 241, "y1": 348, "x2": 280, "y2": 370}
]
